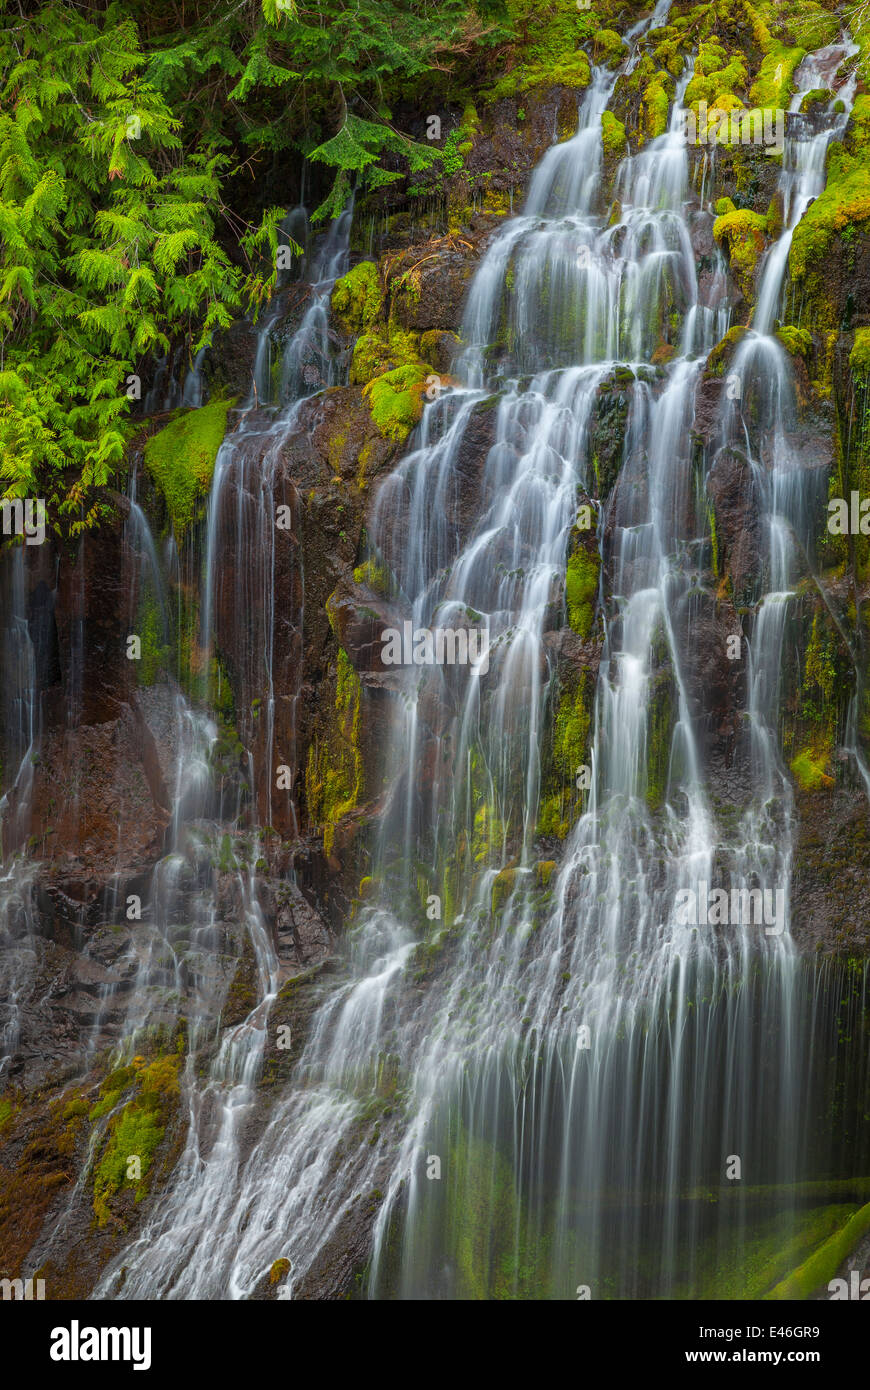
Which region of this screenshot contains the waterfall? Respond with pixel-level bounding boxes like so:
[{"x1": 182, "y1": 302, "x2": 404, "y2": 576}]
[
  {"x1": 0, "y1": 548, "x2": 40, "y2": 1081},
  {"x1": 67, "y1": 25, "x2": 868, "y2": 1299}
]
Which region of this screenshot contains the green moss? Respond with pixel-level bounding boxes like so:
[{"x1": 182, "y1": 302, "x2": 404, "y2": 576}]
[
  {"x1": 593, "y1": 28, "x2": 626, "y2": 69},
  {"x1": 565, "y1": 545, "x2": 598, "y2": 639},
  {"x1": 781, "y1": 5, "x2": 839, "y2": 56},
  {"x1": 683, "y1": 1201, "x2": 857, "y2": 1299},
  {"x1": 350, "y1": 325, "x2": 421, "y2": 386},
  {"x1": 850, "y1": 327, "x2": 870, "y2": 383},
  {"x1": 89, "y1": 1063, "x2": 137, "y2": 1121},
  {"x1": 137, "y1": 583, "x2": 170, "y2": 686},
  {"x1": 685, "y1": 44, "x2": 748, "y2": 109},
  {"x1": 766, "y1": 1200, "x2": 870, "y2": 1299},
  {"x1": 0, "y1": 1096, "x2": 12, "y2": 1131},
  {"x1": 304, "y1": 646, "x2": 363, "y2": 856},
  {"x1": 92, "y1": 1054, "x2": 180, "y2": 1226},
  {"x1": 144, "y1": 396, "x2": 234, "y2": 536},
  {"x1": 714, "y1": 196, "x2": 736, "y2": 216},
  {"x1": 749, "y1": 42, "x2": 805, "y2": 109},
  {"x1": 481, "y1": 0, "x2": 592, "y2": 101},
  {"x1": 352, "y1": 558, "x2": 394, "y2": 596},
  {"x1": 641, "y1": 74, "x2": 672, "y2": 143},
  {"x1": 713, "y1": 207, "x2": 769, "y2": 301},
  {"x1": 331, "y1": 261, "x2": 383, "y2": 334},
  {"x1": 449, "y1": 1133, "x2": 521, "y2": 1299},
  {"x1": 646, "y1": 663, "x2": 676, "y2": 810},
  {"x1": 363, "y1": 363, "x2": 428, "y2": 443},
  {"x1": 535, "y1": 860, "x2": 555, "y2": 888},
  {"x1": 491, "y1": 866, "x2": 517, "y2": 914},
  {"x1": 799, "y1": 87, "x2": 830, "y2": 114},
  {"x1": 775, "y1": 325, "x2": 813, "y2": 359},
  {"x1": 601, "y1": 110, "x2": 627, "y2": 156},
  {"x1": 269, "y1": 1257, "x2": 291, "y2": 1284},
  {"x1": 538, "y1": 667, "x2": 591, "y2": 839},
  {"x1": 790, "y1": 746, "x2": 834, "y2": 791},
  {"x1": 790, "y1": 96, "x2": 870, "y2": 287}
]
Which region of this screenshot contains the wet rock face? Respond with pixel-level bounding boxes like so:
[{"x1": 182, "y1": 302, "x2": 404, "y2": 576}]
[
  {"x1": 706, "y1": 448, "x2": 763, "y2": 606},
  {"x1": 53, "y1": 501, "x2": 136, "y2": 727},
  {"x1": 791, "y1": 788, "x2": 870, "y2": 954},
  {"x1": 388, "y1": 246, "x2": 477, "y2": 333},
  {"x1": 27, "y1": 708, "x2": 170, "y2": 877}
]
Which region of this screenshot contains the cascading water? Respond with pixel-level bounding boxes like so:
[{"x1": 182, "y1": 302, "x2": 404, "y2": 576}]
[{"x1": 63, "y1": 20, "x2": 868, "y2": 1301}]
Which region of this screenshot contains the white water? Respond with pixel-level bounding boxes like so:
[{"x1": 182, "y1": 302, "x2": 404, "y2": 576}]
[{"x1": 83, "y1": 25, "x2": 868, "y2": 1299}]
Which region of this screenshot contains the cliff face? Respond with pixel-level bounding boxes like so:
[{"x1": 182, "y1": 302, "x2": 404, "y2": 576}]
[{"x1": 2, "y1": 0, "x2": 870, "y2": 1299}]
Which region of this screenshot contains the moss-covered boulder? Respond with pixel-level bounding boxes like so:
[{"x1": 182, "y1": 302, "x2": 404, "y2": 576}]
[
  {"x1": 144, "y1": 396, "x2": 235, "y2": 536},
  {"x1": 331, "y1": 261, "x2": 384, "y2": 334},
  {"x1": 363, "y1": 363, "x2": 431, "y2": 444},
  {"x1": 713, "y1": 206, "x2": 770, "y2": 304}
]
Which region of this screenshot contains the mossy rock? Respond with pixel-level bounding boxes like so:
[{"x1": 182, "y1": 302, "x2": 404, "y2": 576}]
[
  {"x1": 331, "y1": 261, "x2": 384, "y2": 334},
  {"x1": 799, "y1": 88, "x2": 831, "y2": 114},
  {"x1": 775, "y1": 325, "x2": 813, "y2": 360},
  {"x1": 491, "y1": 867, "x2": 517, "y2": 913},
  {"x1": 849, "y1": 328, "x2": 870, "y2": 384},
  {"x1": 269, "y1": 1257, "x2": 292, "y2": 1284},
  {"x1": 766, "y1": 1200, "x2": 870, "y2": 1298},
  {"x1": 790, "y1": 96, "x2": 870, "y2": 285},
  {"x1": 565, "y1": 543, "x2": 599, "y2": 640},
  {"x1": 535, "y1": 860, "x2": 556, "y2": 888},
  {"x1": 790, "y1": 746, "x2": 834, "y2": 791},
  {"x1": 92, "y1": 1054, "x2": 181, "y2": 1226},
  {"x1": 713, "y1": 207, "x2": 770, "y2": 302},
  {"x1": 537, "y1": 666, "x2": 592, "y2": 839},
  {"x1": 749, "y1": 43, "x2": 805, "y2": 110},
  {"x1": 708, "y1": 325, "x2": 748, "y2": 376},
  {"x1": 363, "y1": 363, "x2": 430, "y2": 443},
  {"x1": 640, "y1": 74, "x2": 672, "y2": 143},
  {"x1": 304, "y1": 646, "x2": 363, "y2": 856},
  {"x1": 593, "y1": 28, "x2": 627, "y2": 69},
  {"x1": 601, "y1": 110, "x2": 627, "y2": 157},
  {"x1": 144, "y1": 396, "x2": 235, "y2": 536},
  {"x1": 350, "y1": 326, "x2": 420, "y2": 386}
]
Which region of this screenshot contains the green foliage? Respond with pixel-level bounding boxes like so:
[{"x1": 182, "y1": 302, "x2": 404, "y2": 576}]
[
  {"x1": 0, "y1": 1, "x2": 277, "y2": 528},
  {"x1": 0, "y1": 0, "x2": 485, "y2": 521}
]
